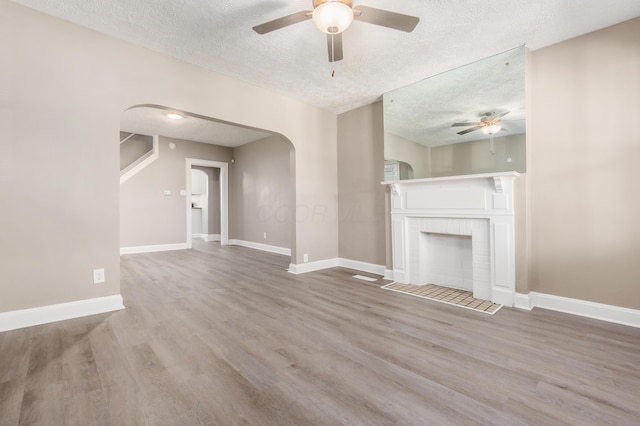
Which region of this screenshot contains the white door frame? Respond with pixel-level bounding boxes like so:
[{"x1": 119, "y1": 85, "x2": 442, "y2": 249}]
[{"x1": 186, "y1": 158, "x2": 229, "y2": 248}]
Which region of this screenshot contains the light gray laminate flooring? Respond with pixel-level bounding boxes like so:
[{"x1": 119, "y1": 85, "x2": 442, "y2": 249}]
[{"x1": 1, "y1": 241, "x2": 639, "y2": 425}]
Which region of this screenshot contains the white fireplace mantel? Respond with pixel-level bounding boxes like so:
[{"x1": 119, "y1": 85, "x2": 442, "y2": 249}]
[{"x1": 382, "y1": 172, "x2": 520, "y2": 306}]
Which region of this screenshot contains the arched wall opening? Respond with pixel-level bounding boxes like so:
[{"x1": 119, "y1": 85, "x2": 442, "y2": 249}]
[
  {"x1": 1, "y1": 2, "x2": 338, "y2": 323},
  {"x1": 119, "y1": 105, "x2": 296, "y2": 262}
]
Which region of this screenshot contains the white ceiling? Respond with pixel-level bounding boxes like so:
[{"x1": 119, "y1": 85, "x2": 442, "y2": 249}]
[
  {"x1": 13, "y1": 0, "x2": 640, "y2": 116},
  {"x1": 121, "y1": 106, "x2": 273, "y2": 147}
]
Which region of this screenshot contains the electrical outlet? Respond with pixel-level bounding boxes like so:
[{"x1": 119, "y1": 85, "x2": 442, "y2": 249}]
[
  {"x1": 263, "y1": 232, "x2": 267, "y2": 239},
  {"x1": 93, "y1": 268, "x2": 105, "y2": 284},
  {"x1": 303, "y1": 253, "x2": 309, "y2": 263},
  {"x1": 163, "y1": 190, "x2": 171, "y2": 196}
]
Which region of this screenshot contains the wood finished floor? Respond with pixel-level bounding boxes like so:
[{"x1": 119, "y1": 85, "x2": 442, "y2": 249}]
[{"x1": 1, "y1": 242, "x2": 640, "y2": 425}]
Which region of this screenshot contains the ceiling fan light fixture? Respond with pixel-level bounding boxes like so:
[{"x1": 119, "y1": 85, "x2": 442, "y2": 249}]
[
  {"x1": 312, "y1": 1, "x2": 354, "y2": 34},
  {"x1": 483, "y1": 124, "x2": 501, "y2": 135},
  {"x1": 164, "y1": 112, "x2": 184, "y2": 120}
]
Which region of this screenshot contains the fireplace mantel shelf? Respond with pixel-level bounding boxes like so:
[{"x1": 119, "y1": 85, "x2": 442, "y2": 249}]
[
  {"x1": 382, "y1": 172, "x2": 520, "y2": 195},
  {"x1": 382, "y1": 171, "x2": 520, "y2": 186}
]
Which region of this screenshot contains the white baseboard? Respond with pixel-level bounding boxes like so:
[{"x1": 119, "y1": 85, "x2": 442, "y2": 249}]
[
  {"x1": 288, "y1": 258, "x2": 339, "y2": 274},
  {"x1": 0, "y1": 295, "x2": 125, "y2": 332},
  {"x1": 515, "y1": 291, "x2": 640, "y2": 328},
  {"x1": 491, "y1": 287, "x2": 515, "y2": 307},
  {"x1": 384, "y1": 269, "x2": 395, "y2": 280},
  {"x1": 228, "y1": 239, "x2": 291, "y2": 256},
  {"x1": 120, "y1": 243, "x2": 189, "y2": 255},
  {"x1": 337, "y1": 258, "x2": 386, "y2": 276},
  {"x1": 192, "y1": 234, "x2": 220, "y2": 242},
  {"x1": 390, "y1": 270, "x2": 407, "y2": 283},
  {"x1": 288, "y1": 257, "x2": 387, "y2": 277},
  {"x1": 514, "y1": 292, "x2": 533, "y2": 310}
]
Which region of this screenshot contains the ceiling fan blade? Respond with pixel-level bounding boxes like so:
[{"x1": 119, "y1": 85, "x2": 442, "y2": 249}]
[
  {"x1": 353, "y1": 6, "x2": 420, "y2": 32},
  {"x1": 252, "y1": 11, "x2": 311, "y2": 34},
  {"x1": 452, "y1": 122, "x2": 480, "y2": 127},
  {"x1": 493, "y1": 111, "x2": 510, "y2": 119},
  {"x1": 457, "y1": 126, "x2": 482, "y2": 135},
  {"x1": 327, "y1": 33, "x2": 344, "y2": 63}
]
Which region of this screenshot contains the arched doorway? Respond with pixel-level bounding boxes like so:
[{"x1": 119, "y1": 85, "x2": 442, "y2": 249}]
[{"x1": 119, "y1": 104, "x2": 296, "y2": 262}]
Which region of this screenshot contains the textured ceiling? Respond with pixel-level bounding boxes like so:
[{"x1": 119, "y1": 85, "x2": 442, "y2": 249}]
[
  {"x1": 121, "y1": 106, "x2": 273, "y2": 147},
  {"x1": 13, "y1": 0, "x2": 640, "y2": 115},
  {"x1": 384, "y1": 47, "x2": 526, "y2": 147}
]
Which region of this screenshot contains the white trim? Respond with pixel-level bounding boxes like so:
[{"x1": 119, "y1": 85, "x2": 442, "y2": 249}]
[
  {"x1": 491, "y1": 287, "x2": 515, "y2": 307},
  {"x1": 186, "y1": 159, "x2": 229, "y2": 249},
  {"x1": 289, "y1": 258, "x2": 339, "y2": 274},
  {"x1": 119, "y1": 132, "x2": 137, "y2": 144},
  {"x1": 191, "y1": 233, "x2": 220, "y2": 242},
  {"x1": 287, "y1": 257, "x2": 387, "y2": 277},
  {"x1": 338, "y1": 258, "x2": 386, "y2": 276},
  {"x1": 120, "y1": 243, "x2": 188, "y2": 255},
  {"x1": 389, "y1": 270, "x2": 407, "y2": 283},
  {"x1": 229, "y1": 239, "x2": 291, "y2": 256},
  {"x1": 515, "y1": 291, "x2": 640, "y2": 328},
  {"x1": 382, "y1": 171, "x2": 520, "y2": 186},
  {"x1": 0, "y1": 295, "x2": 125, "y2": 332},
  {"x1": 514, "y1": 292, "x2": 533, "y2": 310},
  {"x1": 384, "y1": 269, "x2": 395, "y2": 280},
  {"x1": 353, "y1": 275, "x2": 378, "y2": 282},
  {"x1": 120, "y1": 135, "x2": 159, "y2": 184}
]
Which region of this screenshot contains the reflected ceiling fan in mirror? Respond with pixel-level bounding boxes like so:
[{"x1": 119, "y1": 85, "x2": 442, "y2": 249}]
[
  {"x1": 452, "y1": 111, "x2": 510, "y2": 154},
  {"x1": 252, "y1": 0, "x2": 420, "y2": 63},
  {"x1": 452, "y1": 111, "x2": 509, "y2": 136}
]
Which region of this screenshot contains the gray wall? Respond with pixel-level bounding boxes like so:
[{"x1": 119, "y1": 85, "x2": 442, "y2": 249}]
[
  {"x1": 120, "y1": 137, "x2": 232, "y2": 247},
  {"x1": 384, "y1": 133, "x2": 431, "y2": 179},
  {"x1": 385, "y1": 133, "x2": 525, "y2": 180},
  {"x1": 1, "y1": 1, "x2": 338, "y2": 313},
  {"x1": 192, "y1": 166, "x2": 221, "y2": 235},
  {"x1": 528, "y1": 17, "x2": 640, "y2": 309},
  {"x1": 337, "y1": 102, "x2": 387, "y2": 266},
  {"x1": 430, "y1": 134, "x2": 526, "y2": 177},
  {"x1": 122, "y1": 135, "x2": 292, "y2": 250},
  {"x1": 119, "y1": 133, "x2": 153, "y2": 170},
  {"x1": 230, "y1": 136, "x2": 292, "y2": 249}
]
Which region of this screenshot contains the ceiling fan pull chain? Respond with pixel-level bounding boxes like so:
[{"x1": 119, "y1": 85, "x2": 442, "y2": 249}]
[{"x1": 331, "y1": 33, "x2": 335, "y2": 77}]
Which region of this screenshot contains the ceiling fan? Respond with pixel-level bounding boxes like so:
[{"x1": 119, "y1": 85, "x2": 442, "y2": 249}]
[
  {"x1": 252, "y1": 0, "x2": 420, "y2": 63},
  {"x1": 452, "y1": 111, "x2": 509, "y2": 136}
]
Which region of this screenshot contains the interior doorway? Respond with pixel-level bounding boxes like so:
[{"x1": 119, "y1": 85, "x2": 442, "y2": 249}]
[
  {"x1": 190, "y1": 168, "x2": 213, "y2": 242},
  {"x1": 186, "y1": 158, "x2": 229, "y2": 249}
]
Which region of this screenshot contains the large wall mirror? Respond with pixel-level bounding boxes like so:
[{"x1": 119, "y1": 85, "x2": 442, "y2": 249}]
[{"x1": 383, "y1": 46, "x2": 526, "y2": 180}]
